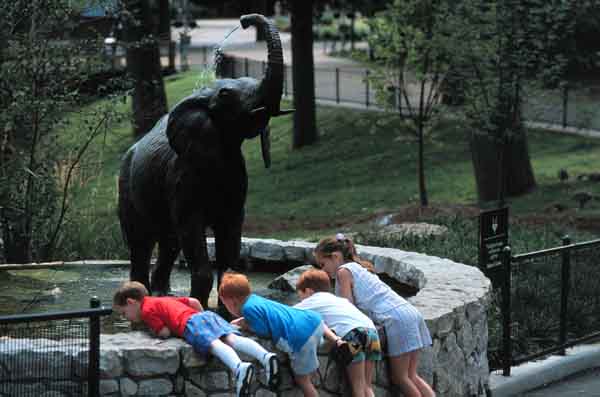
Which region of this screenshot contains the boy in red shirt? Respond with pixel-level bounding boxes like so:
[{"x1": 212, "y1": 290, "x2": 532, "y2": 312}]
[{"x1": 113, "y1": 281, "x2": 279, "y2": 397}]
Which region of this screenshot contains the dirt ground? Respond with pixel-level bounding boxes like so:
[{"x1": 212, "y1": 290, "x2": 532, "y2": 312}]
[{"x1": 243, "y1": 203, "x2": 600, "y2": 236}]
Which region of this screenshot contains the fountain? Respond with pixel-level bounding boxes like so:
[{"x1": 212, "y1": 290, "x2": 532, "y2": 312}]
[{"x1": 0, "y1": 238, "x2": 491, "y2": 396}]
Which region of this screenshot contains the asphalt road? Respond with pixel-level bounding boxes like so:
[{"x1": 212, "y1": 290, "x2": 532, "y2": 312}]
[{"x1": 522, "y1": 368, "x2": 600, "y2": 397}]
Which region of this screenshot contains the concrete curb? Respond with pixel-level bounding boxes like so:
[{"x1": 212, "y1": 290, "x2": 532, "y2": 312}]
[{"x1": 488, "y1": 341, "x2": 600, "y2": 396}]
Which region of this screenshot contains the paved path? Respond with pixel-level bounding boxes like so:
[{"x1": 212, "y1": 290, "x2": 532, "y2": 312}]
[
  {"x1": 171, "y1": 19, "x2": 600, "y2": 140},
  {"x1": 522, "y1": 368, "x2": 600, "y2": 397}
]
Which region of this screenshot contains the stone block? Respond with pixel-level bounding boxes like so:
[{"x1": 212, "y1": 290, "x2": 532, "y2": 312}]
[
  {"x1": 188, "y1": 369, "x2": 231, "y2": 391},
  {"x1": 119, "y1": 377, "x2": 137, "y2": 396},
  {"x1": 122, "y1": 348, "x2": 179, "y2": 376},
  {"x1": 99, "y1": 379, "x2": 119, "y2": 395},
  {"x1": 99, "y1": 349, "x2": 123, "y2": 378},
  {"x1": 184, "y1": 381, "x2": 206, "y2": 397},
  {"x1": 250, "y1": 240, "x2": 285, "y2": 261},
  {"x1": 254, "y1": 387, "x2": 277, "y2": 397},
  {"x1": 137, "y1": 378, "x2": 173, "y2": 396}
]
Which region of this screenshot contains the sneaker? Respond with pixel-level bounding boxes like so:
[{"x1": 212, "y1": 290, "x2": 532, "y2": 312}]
[
  {"x1": 235, "y1": 362, "x2": 254, "y2": 397},
  {"x1": 263, "y1": 352, "x2": 280, "y2": 389}
]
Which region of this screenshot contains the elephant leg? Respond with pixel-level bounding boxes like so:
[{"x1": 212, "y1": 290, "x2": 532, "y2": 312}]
[
  {"x1": 151, "y1": 233, "x2": 179, "y2": 296},
  {"x1": 213, "y1": 222, "x2": 242, "y2": 317},
  {"x1": 129, "y1": 239, "x2": 155, "y2": 293},
  {"x1": 179, "y1": 224, "x2": 213, "y2": 309}
]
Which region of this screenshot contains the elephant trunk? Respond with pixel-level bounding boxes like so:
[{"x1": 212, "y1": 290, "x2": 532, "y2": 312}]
[{"x1": 240, "y1": 14, "x2": 283, "y2": 117}]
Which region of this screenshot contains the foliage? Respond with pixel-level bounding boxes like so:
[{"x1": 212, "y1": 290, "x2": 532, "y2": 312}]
[
  {"x1": 366, "y1": 0, "x2": 460, "y2": 206},
  {"x1": 313, "y1": 11, "x2": 370, "y2": 41},
  {"x1": 0, "y1": 0, "x2": 126, "y2": 262},
  {"x1": 354, "y1": 214, "x2": 600, "y2": 369},
  {"x1": 446, "y1": 0, "x2": 581, "y2": 135},
  {"x1": 53, "y1": 70, "x2": 215, "y2": 260},
  {"x1": 47, "y1": 70, "x2": 600, "y2": 259}
]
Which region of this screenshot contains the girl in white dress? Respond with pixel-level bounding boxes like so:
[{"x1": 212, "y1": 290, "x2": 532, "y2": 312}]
[{"x1": 314, "y1": 234, "x2": 435, "y2": 397}]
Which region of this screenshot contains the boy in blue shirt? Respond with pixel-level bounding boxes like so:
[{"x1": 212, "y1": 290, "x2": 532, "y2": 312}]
[{"x1": 219, "y1": 272, "x2": 343, "y2": 397}]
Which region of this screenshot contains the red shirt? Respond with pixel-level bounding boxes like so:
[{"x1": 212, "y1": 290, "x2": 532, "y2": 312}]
[{"x1": 140, "y1": 296, "x2": 198, "y2": 337}]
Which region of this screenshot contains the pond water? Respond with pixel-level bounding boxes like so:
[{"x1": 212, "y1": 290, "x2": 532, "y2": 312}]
[{"x1": 0, "y1": 264, "x2": 282, "y2": 334}]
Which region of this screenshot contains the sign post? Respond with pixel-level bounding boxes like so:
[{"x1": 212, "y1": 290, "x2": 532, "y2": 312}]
[{"x1": 479, "y1": 207, "x2": 509, "y2": 278}]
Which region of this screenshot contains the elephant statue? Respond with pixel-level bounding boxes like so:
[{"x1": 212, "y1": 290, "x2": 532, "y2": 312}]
[{"x1": 118, "y1": 14, "x2": 292, "y2": 308}]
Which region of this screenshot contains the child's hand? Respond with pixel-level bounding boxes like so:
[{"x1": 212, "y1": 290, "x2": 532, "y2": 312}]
[
  {"x1": 231, "y1": 317, "x2": 248, "y2": 331},
  {"x1": 156, "y1": 326, "x2": 171, "y2": 338}
]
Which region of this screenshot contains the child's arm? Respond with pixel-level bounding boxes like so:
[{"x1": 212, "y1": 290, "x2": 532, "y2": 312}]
[
  {"x1": 336, "y1": 268, "x2": 354, "y2": 303},
  {"x1": 231, "y1": 317, "x2": 250, "y2": 331},
  {"x1": 187, "y1": 298, "x2": 203, "y2": 311},
  {"x1": 322, "y1": 324, "x2": 344, "y2": 347},
  {"x1": 156, "y1": 326, "x2": 171, "y2": 338}
]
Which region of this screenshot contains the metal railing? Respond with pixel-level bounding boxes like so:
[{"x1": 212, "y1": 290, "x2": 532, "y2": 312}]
[
  {"x1": 209, "y1": 52, "x2": 600, "y2": 134},
  {"x1": 495, "y1": 238, "x2": 600, "y2": 376},
  {"x1": 0, "y1": 298, "x2": 112, "y2": 397}
]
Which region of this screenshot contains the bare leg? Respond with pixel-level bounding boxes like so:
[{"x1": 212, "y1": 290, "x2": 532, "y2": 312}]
[
  {"x1": 295, "y1": 373, "x2": 319, "y2": 397},
  {"x1": 345, "y1": 360, "x2": 367, "y2": 397},
  {"x1": 364, "y1": 359, "x2": 376, "y2": 397},
  {"x1": 389, "y1": 353, "x2": 422, "y2": 397},
  {"x1": 408, "y1": 350, "x2": 435, "y2": 397}
]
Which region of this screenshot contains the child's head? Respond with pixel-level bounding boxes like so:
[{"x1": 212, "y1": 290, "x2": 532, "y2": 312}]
[
  {"x1": 314, "y1": 233, "x2": 374, "y2": 276},
  {"x1": 218, "y1": 272, "x2": 251, "y2": 317},
  {"x1": 112, "y1": 281, "x2": 148, "y2": 323},
  {"x1": 296, "y1": 269, "x2": 331, "y2": 300}
]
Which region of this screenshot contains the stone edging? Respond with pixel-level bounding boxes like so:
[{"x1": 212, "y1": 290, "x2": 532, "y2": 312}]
[
  {"x1": 0, "y1": 238, "x2": 492, "y2": 396},
  {"x1": 216, "y1": 238, "x2": 493, "y2": 396}
]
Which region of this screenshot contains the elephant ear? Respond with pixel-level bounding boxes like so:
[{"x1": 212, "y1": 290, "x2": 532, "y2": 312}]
[{"x1": 166, "y1": 95, "x2": 211, "y2": 156}]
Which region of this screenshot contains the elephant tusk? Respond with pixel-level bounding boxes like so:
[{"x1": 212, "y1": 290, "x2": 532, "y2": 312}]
[
  {"x1": 250, "y1": 107, "x2": 266, "y2": 114},
  {"x1": 273, "y1": 109, "x2": 294, "y2": 116}
]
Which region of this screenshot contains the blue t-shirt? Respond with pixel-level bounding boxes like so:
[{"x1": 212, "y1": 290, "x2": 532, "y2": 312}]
[{"x1": 242, "y1": 294, "x2": 322, "y2": 353}]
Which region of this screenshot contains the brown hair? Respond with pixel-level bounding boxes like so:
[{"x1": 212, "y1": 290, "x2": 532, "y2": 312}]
[
  {"x1": 314, "y1": 234, "x2": 375, "y2": 273},
  {"x1": 113, "y1": 281, "x2": 149, "y2": 306},
  {"x1": 218, "y1": 272, "x2": 251, "y2": 300},
  {"x1": 296, "y1": 269, "x2": 332, "y2": 293}
]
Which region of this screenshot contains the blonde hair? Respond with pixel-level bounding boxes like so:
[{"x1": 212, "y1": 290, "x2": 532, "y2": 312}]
[
  {"x1": 113, "y1": 281, "x2": 149, "y2": 306},
  {"x1": 314, "y1": 234, "x2": 375, "y2": 273},
  {"x1": 296, "y1": 269, "x2": 332, "y2": 292},
  {"x1": 218, "y1": 272, "x2": 251, "y2": 300}
]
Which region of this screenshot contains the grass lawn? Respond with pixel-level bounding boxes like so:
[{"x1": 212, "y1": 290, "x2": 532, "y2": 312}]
[{"x1": 59, "y1": 70, "x2": 600, "y2": 259}]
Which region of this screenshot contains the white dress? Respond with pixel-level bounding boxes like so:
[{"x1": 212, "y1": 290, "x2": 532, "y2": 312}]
[{"x1": 335, "y1": 262, "x2": 432, "y2": 356}]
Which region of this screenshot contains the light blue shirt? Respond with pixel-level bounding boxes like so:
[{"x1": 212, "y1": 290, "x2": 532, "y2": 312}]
[{"x1": 242, "y1": 294, "x2": 322, "y2": 353}]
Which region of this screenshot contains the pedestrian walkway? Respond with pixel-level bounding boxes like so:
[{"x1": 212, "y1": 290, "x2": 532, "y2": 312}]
[
  {"x1": 172, "y1": 18, "x2": 600, "y2": 141},
  {"x1": 523, "y1": 368, "x2": 600, "y2": 397}
]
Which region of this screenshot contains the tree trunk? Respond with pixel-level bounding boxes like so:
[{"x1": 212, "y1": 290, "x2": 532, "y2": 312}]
[
  {"x1": 290, "y1": 0, "x2": 318, "y2": 148},
  {"x1": 2, "y1": 216, "x2": 32, "y2": 264},
  {"x1": 127, "y1": 42, "x2": 168, "y2": 137},
  {"x1": 124, "y1": 0, "x2": 168, "y2": 138},
  {"x1": 470, "y1": 131, "x2": 536, "y2": 203}
]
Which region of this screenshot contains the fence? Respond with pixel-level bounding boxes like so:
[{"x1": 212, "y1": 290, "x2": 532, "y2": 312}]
[
  {"x1": 205, "y1": 51, "x2": 600, "y2": 133},
  {"x1": 492, "y1": 237, "x2": 600, "y2": 376},
  {"x1": 0, "y1": 298, "x2": 112, "y2": 397}
]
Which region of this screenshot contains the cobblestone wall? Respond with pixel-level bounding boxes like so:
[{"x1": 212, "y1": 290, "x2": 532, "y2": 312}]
[{"x1": 0, "y1": 239, "x2": 492, "y2": 396}]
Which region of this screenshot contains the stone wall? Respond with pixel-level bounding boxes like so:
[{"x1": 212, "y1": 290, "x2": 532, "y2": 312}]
[{"x1": 0, "y1": 239, "x2": 492, "y2": 396}]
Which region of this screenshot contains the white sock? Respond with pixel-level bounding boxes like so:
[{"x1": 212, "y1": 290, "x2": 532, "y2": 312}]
[
  {"x1": 210, "y1": 339, "x2": 242, "y2": 372},
  {"x1": 230, "y1": 335, "x2": 270, "y2": 364}
]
